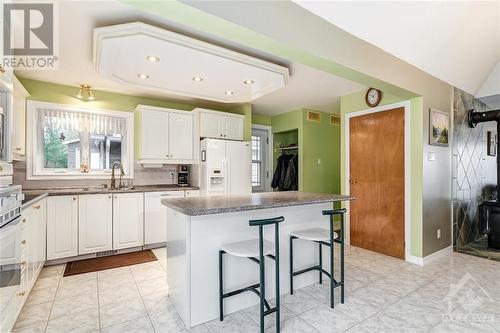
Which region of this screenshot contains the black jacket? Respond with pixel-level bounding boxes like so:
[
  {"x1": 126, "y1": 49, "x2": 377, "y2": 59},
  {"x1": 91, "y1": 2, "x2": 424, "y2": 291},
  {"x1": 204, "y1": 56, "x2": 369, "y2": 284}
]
[{"x1": 272, "y1": 154, "x2": 298, "y2": 191}]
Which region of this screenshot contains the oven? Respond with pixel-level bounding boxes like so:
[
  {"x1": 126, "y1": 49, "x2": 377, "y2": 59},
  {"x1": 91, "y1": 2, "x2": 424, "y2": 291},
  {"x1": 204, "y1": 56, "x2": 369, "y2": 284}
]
[
  {"x1": 0, "y1": 91, "x2": 13, "y2": 187},
  {"x1": 0, "y1": 185, "x2": 23, "y2": 316}
]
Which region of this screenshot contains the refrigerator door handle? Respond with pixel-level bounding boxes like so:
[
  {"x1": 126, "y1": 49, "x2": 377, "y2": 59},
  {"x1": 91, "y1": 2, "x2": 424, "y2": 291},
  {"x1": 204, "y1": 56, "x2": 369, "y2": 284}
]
[{"x1": 226, "y1": 158, "x2": 231, "y2": 194}]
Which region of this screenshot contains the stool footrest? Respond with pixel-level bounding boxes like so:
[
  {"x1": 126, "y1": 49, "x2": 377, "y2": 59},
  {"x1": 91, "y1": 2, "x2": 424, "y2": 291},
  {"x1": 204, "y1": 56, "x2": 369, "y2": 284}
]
[
  {"x1": 292, "y1": 265, "x2": 331, "y2": 279},
  {"x1": 222, "y1": 283, "x2": 272, "y2": 312}
]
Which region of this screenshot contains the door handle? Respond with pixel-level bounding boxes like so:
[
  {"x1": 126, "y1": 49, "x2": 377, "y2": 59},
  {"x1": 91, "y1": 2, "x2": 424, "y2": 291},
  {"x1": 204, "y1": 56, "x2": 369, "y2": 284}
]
[{"x1": 349, "y1": 179, "x2": 357, "y2": 185}]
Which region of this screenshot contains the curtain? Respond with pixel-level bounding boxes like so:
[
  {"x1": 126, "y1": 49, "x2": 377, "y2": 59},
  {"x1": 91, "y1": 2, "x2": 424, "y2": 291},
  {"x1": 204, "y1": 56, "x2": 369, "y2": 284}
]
[{"x1": 39, "y1": 108, "x2": 127, "y2": 135}]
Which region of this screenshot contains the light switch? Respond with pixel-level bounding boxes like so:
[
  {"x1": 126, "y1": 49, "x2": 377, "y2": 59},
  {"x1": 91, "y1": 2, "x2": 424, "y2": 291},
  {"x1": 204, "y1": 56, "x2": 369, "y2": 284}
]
[{"x1": 427, "y1": 152, "x2": 436, "y2": 161}]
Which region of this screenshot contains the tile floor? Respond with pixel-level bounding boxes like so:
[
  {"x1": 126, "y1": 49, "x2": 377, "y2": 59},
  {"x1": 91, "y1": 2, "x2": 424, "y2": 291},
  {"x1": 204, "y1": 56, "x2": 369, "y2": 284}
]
[{"x1": 11, "y1": 246, "x2": 500, "y2": 333}]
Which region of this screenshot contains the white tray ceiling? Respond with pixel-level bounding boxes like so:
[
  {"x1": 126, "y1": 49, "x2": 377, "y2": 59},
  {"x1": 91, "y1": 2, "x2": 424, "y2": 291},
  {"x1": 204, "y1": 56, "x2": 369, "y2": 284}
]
[{"x1": 93, "y1": 22, "x2": 289, "y2": 103}]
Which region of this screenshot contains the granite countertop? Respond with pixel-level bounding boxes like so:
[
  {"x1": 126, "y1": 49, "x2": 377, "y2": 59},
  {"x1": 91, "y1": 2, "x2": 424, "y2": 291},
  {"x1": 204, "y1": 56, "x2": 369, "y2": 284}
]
[
  {"x1": 22, "y1": 193, "x2": 49, "y2": 210},
  {"x1": 162, "y1": 191, "x2": 353, "y2": 216},
  {"x1": 22, "y1": 184, "x2": 200, "y2": 197}
]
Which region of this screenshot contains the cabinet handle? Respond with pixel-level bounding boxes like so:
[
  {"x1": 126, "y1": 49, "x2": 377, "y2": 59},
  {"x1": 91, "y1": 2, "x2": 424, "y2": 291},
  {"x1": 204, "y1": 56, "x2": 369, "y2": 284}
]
[
  {"x1": 73, "y1": 197, "x2": 77, "y2": 201},
  {"x1": 17, "y1": 291, "x2": 25, "y2": 297},
  {"x1": 108, "y1": 195, "x2": 112, "y2": 199},
  {"x1": 15, "y1": 147, "x2": 22, "y2": 151},
  {"x1": 34, "y1": 204, "x2": 41, "y2": 209},
  {"x1": 21, "y1": 261, "x2": 26, "y2": 266},
  {"x1": 22, "y1": 219, "x2": 26, "y2": 224},
  {"x1": 21, "y1": 240, "x2": 26, "y2": 245}
]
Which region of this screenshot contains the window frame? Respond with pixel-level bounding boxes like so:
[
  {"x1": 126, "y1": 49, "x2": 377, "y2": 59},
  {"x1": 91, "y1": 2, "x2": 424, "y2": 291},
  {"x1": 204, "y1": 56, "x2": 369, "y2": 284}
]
[
  {"x1": 251, "y1": 125, "x2": 272, "y2": 192},
  {"x1": 26, "y1": 100, "x2": 134, "y2": 180}
]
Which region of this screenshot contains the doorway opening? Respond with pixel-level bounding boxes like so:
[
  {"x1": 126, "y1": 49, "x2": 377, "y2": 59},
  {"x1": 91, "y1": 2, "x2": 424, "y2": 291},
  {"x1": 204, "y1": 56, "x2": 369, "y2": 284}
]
[{"x1": 251, "y1": 125, "x2": 272, "y2": 192}]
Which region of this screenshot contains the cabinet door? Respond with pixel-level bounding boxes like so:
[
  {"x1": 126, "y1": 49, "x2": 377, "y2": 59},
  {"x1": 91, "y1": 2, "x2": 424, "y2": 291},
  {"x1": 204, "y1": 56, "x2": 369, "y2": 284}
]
[
  {"x1": 168, "y1": 112, "x2": 193, "y2": 160},
  {"x1": 25, "y1": 200, "x2": 46, "y2": 288},
  {"x1": 200, "y1": 112, "x2": 225, "y2": 139},
  {"x1": 47, "y1": 196, "x2": 78, "y2": 260},
  {"x1": 144, "y1": 191, "x2": 184, "y2": 244},
  {"x1": 12, "y1": 78, "x2": 28, "y2": 157},
  {"x1": 225, "y1": 116, "x2": 244, "y2": 140},
  {"x1": 113, "y1": 193, "x2": 144, "y2": 250},
  {"x1": 141, "y1": 110, "x2": 169, "y2": 159},
  {"x1": 78, "y1": 194, "x2": 113, "y2": 255}
]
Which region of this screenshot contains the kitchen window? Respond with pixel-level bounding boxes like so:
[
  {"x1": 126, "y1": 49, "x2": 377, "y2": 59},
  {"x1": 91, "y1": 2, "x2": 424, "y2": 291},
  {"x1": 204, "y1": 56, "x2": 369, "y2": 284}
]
[{"x1": 27, "y1": 101, "x2": 134, "y2": 179}]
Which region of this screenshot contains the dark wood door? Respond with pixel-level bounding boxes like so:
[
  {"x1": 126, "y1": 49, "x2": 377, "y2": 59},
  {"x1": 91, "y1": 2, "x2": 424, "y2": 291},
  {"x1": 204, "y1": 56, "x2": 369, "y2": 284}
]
[{"x1": 349, "y1": 107, "x2": 405, "y2": 259}]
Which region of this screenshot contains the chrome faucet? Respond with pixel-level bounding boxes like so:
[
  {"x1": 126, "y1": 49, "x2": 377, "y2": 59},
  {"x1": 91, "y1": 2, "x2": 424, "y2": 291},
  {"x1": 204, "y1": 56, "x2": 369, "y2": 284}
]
[{"x1": 110, "y1": 161, "x2": 124, "y2": 189}]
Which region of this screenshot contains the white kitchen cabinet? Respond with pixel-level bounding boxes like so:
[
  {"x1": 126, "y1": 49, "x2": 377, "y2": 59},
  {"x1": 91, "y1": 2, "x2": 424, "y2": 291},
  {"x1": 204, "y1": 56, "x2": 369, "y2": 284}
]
[
  {"x1": 47, "y1": 196, "x2": 78, "y2": 260},
  {"x1": 169, "y1": 112, "x2": 194, "y2": 160},
  {"x1": 144, "y1": 191, "x2": 185, "y2": 245},
  {"x1": 12, "y1": 77, "x2": 29, "y2": 159},
  {"x1": 137, "y1": 105, "x2": 195, "y2": 164},
  {"x1": 78, "y1": 194, "x2": 113, "y2": 255},
  {"x1": 185, "y1": 190, "x2": 200, "y2": 197},
  {"x1": 197, "y1": 109, "x2": 244, "y2": 140},
  {"x1": 113, "y1": 193, "x2": 144, "y2": 250},
  {"x1": 0, "y1": 65, "x2": 13, "y2": 91}
]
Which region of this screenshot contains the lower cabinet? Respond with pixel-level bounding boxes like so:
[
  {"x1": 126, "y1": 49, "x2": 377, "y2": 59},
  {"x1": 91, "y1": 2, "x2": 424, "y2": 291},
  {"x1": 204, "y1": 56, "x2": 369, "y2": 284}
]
[
  {"x1": 78, "y1": 194, "x2": 113, "y2": 255},
  {"x1": 113, "y1": 193, "x2": 144, "y2": 250},
  {"x1": 47, "y1": 196, "x2": 78, "y2": 260},
  {"x1": 144, "y1": 191, "x2": 185, "y2": 244},
  {"x1": 1, "y1": 199, "x2": 47, "y2": 333}
]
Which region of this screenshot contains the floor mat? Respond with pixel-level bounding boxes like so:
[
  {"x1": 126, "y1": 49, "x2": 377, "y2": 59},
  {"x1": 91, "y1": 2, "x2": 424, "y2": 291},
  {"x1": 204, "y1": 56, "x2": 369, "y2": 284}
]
[{"x1": 63, "y1": 250, "x2": 157, "y2": 276}]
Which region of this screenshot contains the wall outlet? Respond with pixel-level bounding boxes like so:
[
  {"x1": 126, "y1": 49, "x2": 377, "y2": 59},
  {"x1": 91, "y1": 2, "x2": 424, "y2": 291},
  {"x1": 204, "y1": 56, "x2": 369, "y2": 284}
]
[
  {"x1": 427, "y1": 151, "x2": 436, "y2": 161},
  {"x1": 437, "y1": 229, "x2": 441, "y2": 239}
]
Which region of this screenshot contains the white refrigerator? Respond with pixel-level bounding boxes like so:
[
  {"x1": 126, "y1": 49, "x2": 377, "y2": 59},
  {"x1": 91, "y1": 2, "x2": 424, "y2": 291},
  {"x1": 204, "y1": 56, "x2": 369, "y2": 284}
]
[{"x1": 199, "y1": 138, "x2": 251, "y2": 195}]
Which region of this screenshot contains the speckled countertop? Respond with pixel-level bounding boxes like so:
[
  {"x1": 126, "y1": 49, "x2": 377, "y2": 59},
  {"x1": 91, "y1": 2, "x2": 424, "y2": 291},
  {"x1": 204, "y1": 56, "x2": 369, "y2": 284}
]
[
  {"x1": 162, "y1": 191, "x2": 353, "y2": 216},
  {"x1": 21, "y1": 185, "x2": 199, "y2": 210}
]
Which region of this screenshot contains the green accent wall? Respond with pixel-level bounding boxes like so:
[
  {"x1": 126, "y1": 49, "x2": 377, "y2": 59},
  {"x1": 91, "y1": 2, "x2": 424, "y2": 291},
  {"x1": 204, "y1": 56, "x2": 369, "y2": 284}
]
[
  {"x1": 340, "y1": 90, "x2": 423, "y2": 258},
  {"x1": 18, "y1": 78, "x2": 253, "y2": 159},
  {"x1": 271, "y1": 109, "x2": 340, "y2": 194},
  {"x1": 252, "y1": 112, "x2": 272, "y2": 126}
]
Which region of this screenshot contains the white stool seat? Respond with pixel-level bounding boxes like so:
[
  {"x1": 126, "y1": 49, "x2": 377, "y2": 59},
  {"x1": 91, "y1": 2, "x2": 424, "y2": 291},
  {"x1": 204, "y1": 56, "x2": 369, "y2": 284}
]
[
  {"x1": 290, "y1": 228, "x2": 338, "y2": 242},
  {"x1": 221, "y1": 239, "x2": 275, "y2": 258}
]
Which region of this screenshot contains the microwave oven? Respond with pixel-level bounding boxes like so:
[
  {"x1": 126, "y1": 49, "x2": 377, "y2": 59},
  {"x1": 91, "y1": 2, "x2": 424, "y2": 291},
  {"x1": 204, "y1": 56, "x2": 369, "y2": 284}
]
[{"x1": 0, "y1": 91, "x2": 13, "y2": 187}]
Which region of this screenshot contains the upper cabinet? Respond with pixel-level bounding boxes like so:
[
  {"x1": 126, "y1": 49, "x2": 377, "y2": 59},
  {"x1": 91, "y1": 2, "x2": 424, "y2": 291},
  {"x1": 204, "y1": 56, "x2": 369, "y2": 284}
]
[
  {"x1": 12, "y1": 77, "x2": 29, "y2": 159},
  {"x1": 196, "y1": 109, "x2": 244, "y2": 141},
  {"x1": 136, "y1": 105, "x2": 196, "y2": 164}
]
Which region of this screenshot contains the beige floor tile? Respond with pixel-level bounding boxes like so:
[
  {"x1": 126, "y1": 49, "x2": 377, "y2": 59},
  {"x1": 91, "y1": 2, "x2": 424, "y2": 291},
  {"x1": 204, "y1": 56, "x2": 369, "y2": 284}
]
[
  {"x1": 25, "y1": 285, "x2": 57, "y2": 306},
  {"x1": 46, "y1": 308, "x2": 99, "y2": 333},
  {"x1": 14, "y1": 302, "x2": 52, "y2": 329},
  {"x1": 98, "y1": 283, "x2": 141, "y2": 307},
  {"x1": 99, "y1": 295, "x2": 147, "y2": 328},
  {"x1": 205, "y1": 311, "x2": 257, "y2": 333},
  {"x1": 50, "y1": 292, "x2": 99, "y2": 320},
  {"x1": 38, "y1": 265, "x2": 65, "y2": 279},
  {"x1": 136, "y1": 276, "x2": 168, "y2": 297},
  {"x1": 101, "y1": 316, "x2": 154, "y2": 333},
  {"x1": 131, "y1": 261, "x2": 166, "y2": 283},
  {"x1": 32, "y1": 276, "x2": 60, "y2": 290},
  {"x1": 55, "y1": 278, "x2": 98, "y2": 300}
]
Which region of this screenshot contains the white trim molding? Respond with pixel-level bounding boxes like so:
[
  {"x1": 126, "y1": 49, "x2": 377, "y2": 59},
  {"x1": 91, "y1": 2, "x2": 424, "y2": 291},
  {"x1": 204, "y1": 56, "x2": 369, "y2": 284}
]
[
  {"x1": 407, "y1": 245, "x2": 453, "y2": 266},
  {"x1": 26, "y1": 100, "x2": 134, "y2": 180},
  {"x1": 344, "y1": 100, "x2": 413, "y2": 262},
  {"x1": 252, "y1": 124, "x2": 273, "y2": 192}
]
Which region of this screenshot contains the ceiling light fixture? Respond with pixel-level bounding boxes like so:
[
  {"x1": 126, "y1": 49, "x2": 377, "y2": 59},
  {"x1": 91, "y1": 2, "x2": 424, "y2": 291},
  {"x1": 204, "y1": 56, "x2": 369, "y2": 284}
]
[
  {"x1": 192, "y1": 76, "x2": 204, "y2": 82},
  {"x1": 137, "y1": 73, "x2": 149, "y2": 79},
  {"x1": 146, "y1": 55, "x2": 160, "y2": 62},
  {"x1": 243, "y1": 80, "x2": 255, "y2": 85},
  {"x1": 76, "y1": 84, "x2": 95, "y2": 101},
  {"x1": 225, "y1": 90, "x2": 235, "y2": 96}
]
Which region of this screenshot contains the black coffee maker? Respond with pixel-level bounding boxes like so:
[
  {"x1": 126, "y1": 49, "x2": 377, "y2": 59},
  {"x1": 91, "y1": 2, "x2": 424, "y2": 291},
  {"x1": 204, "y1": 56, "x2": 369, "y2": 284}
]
[{"x1": 178, "y1": 165, "x2": 189, "y2": 187}]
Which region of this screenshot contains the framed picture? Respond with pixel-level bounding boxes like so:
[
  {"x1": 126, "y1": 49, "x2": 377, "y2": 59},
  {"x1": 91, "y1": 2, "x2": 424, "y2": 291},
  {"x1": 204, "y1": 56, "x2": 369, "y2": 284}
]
[
  {"x1": 487, "y1": 131, "x2": 497, "y2": 156},
  {"x1": 429, "y1": 108, "x2": 449, "y2": 146}
]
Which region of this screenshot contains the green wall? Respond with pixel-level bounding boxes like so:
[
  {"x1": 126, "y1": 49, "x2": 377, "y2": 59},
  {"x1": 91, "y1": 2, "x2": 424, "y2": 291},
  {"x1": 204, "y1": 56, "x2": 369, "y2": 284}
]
[
  {"x1": 18, "y1": 78, "x2": 253, "y2": 159},
  {"x1": 340, "y1": 90, "x2": 423, "y2": 258},
  {"x1": 252, "y1": 112, "x2": 272, "y2": 126},
  {"x1": 270, "y1": 109, "x2": 340, "y2": 194}
]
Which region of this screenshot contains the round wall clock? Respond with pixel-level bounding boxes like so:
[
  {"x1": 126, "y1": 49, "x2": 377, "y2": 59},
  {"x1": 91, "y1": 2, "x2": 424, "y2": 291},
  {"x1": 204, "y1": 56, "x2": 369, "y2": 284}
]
[{"x1": 365, "y1": 88, "x2": 382, "y2": 107}]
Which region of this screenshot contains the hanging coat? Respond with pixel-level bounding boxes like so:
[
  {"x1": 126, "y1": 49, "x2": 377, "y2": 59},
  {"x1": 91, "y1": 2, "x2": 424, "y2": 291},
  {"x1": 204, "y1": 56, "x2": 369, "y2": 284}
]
[
  {"x1": 272, "y1": 154, "x2": 293, "y2": 190},
  {"x1": 283, "y1": 155, "x2": 298, "y2": 190}
]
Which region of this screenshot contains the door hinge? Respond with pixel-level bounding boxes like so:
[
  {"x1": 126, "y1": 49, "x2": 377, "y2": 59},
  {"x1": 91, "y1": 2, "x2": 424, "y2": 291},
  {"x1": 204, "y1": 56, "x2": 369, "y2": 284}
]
[
  {"x1": 267, "y1": 171, "x2": 269, "y2": 178},
  {"x1": 266, "y1": 137, "x2": 269, "y2": 144}
]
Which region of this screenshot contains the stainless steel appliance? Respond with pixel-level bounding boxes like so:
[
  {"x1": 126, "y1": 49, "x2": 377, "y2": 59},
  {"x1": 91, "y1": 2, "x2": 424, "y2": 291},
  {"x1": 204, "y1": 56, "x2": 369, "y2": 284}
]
[
  {"x1": 178, "y1": 165, "x2": 190, "y2": 187},
  {"x1": 0, "y1": 90, "x2": 13, "y2": 186},
  {"x1": 0, "y1": 185, "x2": 24, "y2": 311}
]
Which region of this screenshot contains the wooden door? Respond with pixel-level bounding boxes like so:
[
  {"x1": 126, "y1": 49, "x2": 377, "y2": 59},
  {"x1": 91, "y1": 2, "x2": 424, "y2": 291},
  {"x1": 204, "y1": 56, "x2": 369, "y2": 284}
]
[
  {"x1": 168, "y1": 112, "x2": 193, "y2": 160},
  {"x1": 349, "y1": 107, "x2": 405, "y2": 259}
]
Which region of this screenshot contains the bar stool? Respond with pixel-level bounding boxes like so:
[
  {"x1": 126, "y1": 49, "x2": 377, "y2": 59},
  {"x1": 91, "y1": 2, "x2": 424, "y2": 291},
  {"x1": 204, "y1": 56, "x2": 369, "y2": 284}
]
[
  {"x1": 289, "y1": 208, "x2": 346, "y2": 308},
  {"x1": 219, "y1": 216, "x2": 284, "y2": 333}
]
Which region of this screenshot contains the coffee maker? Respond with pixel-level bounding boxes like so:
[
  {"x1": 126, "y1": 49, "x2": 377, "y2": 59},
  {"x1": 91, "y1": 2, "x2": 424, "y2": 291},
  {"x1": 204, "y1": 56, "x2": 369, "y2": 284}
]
[{"x1": 177, "y1": 165, "x2": 189, "y2": 187}]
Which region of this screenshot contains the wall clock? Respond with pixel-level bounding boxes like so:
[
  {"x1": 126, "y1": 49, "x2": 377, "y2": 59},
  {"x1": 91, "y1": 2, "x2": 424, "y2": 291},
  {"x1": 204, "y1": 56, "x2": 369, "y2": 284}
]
[{"x1": 365, "y1": 88, "x2": 382, "y2": 107}]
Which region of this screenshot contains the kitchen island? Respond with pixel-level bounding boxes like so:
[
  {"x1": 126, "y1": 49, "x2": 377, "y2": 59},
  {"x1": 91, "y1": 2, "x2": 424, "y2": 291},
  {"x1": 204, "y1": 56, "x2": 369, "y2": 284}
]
[{"x1": 162, "y1": 191, "x2": 353, "y2": 328}]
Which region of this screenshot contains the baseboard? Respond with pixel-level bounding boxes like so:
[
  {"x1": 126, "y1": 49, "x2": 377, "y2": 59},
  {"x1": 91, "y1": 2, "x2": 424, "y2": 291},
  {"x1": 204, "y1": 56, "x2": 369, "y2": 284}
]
[
  {"x1": 406, "y1": 245, "x2": 453, "y2": 267},
  {"x1": 422, "y1": 245, "x2": 453, "y2": 265}
]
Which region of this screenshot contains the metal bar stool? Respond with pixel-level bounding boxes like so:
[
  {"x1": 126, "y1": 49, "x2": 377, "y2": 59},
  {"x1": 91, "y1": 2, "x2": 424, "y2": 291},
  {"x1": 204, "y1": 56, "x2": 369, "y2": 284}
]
[
  {"x1": 219, "y1": 216, "x2": 284, "y2": 333},
  {"x1": 289, "y1": 208, "x2": 346, "y2": 308}
]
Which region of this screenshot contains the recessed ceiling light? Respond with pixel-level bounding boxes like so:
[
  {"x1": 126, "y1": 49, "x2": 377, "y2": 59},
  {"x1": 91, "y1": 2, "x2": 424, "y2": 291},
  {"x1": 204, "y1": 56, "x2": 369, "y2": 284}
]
[
  {"x1": 146, "y1": 55, "x2": 160, "y2": 62},
  {"x1": 225, "y1": 90, "x2": 235, "y2": 96},
  {"x1": 243, "y1": 80, "x2": 255, "y2": 85},
  {"x1": 192, "y1": 76, "x2": 204, "y2": 82},
  {"x1": 137, "y1": 73, "x2": 149, "y2": 79}
]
